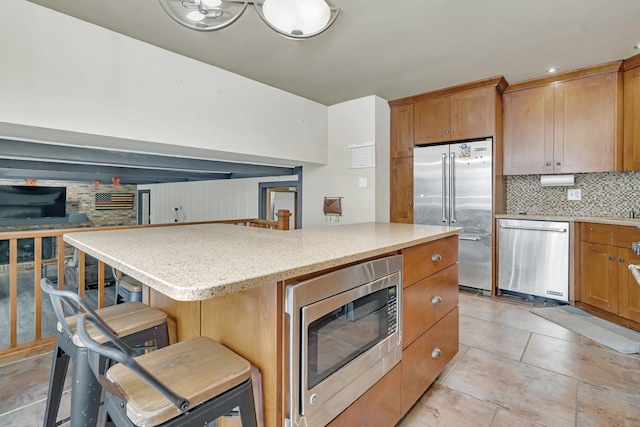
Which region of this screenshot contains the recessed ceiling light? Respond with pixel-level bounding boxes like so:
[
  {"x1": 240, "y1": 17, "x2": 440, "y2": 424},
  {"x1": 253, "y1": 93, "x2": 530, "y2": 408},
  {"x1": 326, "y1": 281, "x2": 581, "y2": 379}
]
[{"x1": 546, "y1": 67, "x2": 559, "y2": 73}]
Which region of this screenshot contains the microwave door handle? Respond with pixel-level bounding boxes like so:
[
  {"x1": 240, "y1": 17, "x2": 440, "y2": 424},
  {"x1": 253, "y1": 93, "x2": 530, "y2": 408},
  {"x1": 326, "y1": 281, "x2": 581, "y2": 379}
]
[
  {"x1": 450, "y1": 152, "x2": 456, "y2": 224},
  {"x1": 441, "y1": 153, "x2": 447, "y2": 223}
]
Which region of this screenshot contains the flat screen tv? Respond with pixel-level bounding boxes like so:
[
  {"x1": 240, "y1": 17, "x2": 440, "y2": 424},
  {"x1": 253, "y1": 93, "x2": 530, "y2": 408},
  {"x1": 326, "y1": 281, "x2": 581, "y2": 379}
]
[{"x1": 0, "y1": 186, "x2": 66, "y2": 219}]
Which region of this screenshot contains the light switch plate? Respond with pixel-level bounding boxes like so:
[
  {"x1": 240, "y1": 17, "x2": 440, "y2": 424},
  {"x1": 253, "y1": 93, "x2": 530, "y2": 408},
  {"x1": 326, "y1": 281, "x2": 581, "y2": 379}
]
[
  {"x1": 359, "y1": 177, "x2": 367, "y2": 188},
  {"x1": 567, "y1": 188, "x2": 581, "y2": 201}
]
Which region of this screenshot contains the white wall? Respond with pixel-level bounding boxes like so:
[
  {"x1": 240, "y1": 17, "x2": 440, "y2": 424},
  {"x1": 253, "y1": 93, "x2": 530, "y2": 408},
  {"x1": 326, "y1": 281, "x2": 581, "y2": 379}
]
[
  {"x1": 138, "y1": 176, "x2": 296, "y2": 224},
  {"x1": 303, "y1": 96, "x2": 389, "y2": 228},
  {"x1": 375, "y1": 96, "x2": 391, "y2": 223},
  {"x1": 0, "y1": 0, "x2": 327, "y2": 166},
  {"x1": 0, "y1": 1, "x2": 391, "y2": 229}
]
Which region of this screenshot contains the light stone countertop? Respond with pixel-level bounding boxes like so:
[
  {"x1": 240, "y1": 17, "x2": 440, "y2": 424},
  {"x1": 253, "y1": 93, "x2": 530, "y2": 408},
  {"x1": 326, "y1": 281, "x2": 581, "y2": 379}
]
[
  {"x1": 495, "y1": 214, "x2": 640, "y2": 228},
  {"x1": 63, "y1": 222, "x2": 461, "y2": 301}
]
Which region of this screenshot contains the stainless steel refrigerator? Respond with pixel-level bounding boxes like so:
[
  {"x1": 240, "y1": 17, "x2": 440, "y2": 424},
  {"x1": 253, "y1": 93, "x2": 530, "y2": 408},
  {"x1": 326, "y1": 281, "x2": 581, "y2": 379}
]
[{"x1": 414, "y1": 138, "x2": 493, "y2": 291}]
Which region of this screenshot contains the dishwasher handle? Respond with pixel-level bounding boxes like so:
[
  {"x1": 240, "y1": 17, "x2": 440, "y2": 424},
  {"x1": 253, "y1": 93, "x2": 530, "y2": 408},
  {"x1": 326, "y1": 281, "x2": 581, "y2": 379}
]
[{"x1": 499, "y1": 224, "x2": 567, "y2": 233}]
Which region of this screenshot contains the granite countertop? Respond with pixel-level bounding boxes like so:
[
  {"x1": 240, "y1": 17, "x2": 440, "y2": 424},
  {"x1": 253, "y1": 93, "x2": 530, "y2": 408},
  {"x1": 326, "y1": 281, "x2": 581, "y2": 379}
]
[
  {"x1": 495, "y1": 214, "x2": 640, "y2": 227},
  {"x1": 63, "y1": 222, "x2": 461, "y2": 301}
]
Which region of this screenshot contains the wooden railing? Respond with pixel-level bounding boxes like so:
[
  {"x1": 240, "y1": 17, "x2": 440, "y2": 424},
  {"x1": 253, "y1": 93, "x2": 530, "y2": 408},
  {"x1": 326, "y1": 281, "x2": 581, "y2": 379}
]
[{"x1": 0, "y1": 210, "x2": 290, "y2": 359}]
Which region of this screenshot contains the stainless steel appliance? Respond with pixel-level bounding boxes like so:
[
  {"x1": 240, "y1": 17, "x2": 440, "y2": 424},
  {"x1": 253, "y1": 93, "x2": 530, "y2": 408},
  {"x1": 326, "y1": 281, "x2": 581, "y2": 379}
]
[
  {"x1": 414, "y1": 138, "x2": 493, "y2": 291},
  {"x1": 498, "y1": 219, "x2": 569, "y2": 302},
  {"x1": 285, "y1": 255, "x2": 402, "y2": 427}
]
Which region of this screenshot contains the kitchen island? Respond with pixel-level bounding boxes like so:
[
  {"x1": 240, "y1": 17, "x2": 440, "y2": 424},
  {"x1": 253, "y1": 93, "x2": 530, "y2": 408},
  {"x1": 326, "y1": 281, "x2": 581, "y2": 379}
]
[{"x1": 64, "y1": 222, "x2": 462, "y2": 427}]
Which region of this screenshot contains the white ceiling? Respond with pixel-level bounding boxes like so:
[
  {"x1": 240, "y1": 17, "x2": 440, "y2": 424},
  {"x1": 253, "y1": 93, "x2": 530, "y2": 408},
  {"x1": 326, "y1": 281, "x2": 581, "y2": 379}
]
[{"x1": 26, "y1": 0, "x2": 640, "y2": 106}]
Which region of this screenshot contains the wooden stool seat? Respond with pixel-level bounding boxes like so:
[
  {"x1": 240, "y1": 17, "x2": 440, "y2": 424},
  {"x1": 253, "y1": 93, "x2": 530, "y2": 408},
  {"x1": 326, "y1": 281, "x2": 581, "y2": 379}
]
[
  {"x1": 62, "y1": 302, "x2": 167, "y2": 345},
  {"x1": 106, "y1": 336, "x2": 251, "y2": 427}
]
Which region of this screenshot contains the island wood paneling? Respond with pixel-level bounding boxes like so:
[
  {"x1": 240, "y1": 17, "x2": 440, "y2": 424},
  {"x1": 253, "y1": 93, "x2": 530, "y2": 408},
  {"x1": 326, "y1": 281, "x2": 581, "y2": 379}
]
[
  {"x1": 148, "y1": 290, "x2": 200, "y2": 344},
  {"x1": 200, "y1": 282, "x2": 283, "y2": 427}
]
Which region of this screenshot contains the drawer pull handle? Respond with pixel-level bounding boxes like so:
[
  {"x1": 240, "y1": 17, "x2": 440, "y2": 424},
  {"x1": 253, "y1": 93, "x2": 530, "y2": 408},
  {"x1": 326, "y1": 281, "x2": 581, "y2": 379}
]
[
  {"x1": 432, "y1": 295, "x2": 442, "y2": 304},
  {"x1": 431, "y1": 347, "x2": 442, "y2": 359},
  {"x1": 432, "y1": 253, "x2": 442, "y2": 262}
]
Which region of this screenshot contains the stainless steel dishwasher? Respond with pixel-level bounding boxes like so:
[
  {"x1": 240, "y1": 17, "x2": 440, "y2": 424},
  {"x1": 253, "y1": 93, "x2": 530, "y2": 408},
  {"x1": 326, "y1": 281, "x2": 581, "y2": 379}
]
[{"x1": 498, "y1": 219, "x2": 569, "y2": 302}]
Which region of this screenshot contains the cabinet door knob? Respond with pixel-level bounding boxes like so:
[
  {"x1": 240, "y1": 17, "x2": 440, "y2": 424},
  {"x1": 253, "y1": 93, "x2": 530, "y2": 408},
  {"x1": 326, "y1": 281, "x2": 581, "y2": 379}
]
[
  {"x1": 546, "y1": 162, "x2": 552, "y2": 166},
  {"x1": 452, "y1": 128, "x2": 457, "y2": 133},
  {"x1": 619, "y1": 258, "x2": 625, "y2": 263},
  {"x1": 556, "y1": 162, "x2": 561, "y2": 166},
  {"x1": 409, "y1": 146, "x2": 413, "y2": 151},
  {"x1": 444, "y1": 130, "x2": 450, "y2": 134},
  {"x1": 431, "y1": 347, "x2": 442, "y2": 359},
  {"x1": 432, "y1": 253, "x2": 442, "y2": 262},
  {"x1": 408, "y1": 202, "x2": 413, "y2": 207},
  {"x1": 432, "y1": 295, "x2": 442, "y2": 304},
  {"x1": 609, "y1": 255, "x2": 615, "y2": 261}
]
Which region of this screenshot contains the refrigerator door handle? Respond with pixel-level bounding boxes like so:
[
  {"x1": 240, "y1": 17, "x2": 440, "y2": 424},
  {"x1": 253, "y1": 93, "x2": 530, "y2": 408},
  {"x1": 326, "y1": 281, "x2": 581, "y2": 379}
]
[
  {"x1": 450, "y1": 152, "x2": 456, "y2": 223},
  {"x1": 441, "y1": 153, "x2": 448, "y2": 223}
]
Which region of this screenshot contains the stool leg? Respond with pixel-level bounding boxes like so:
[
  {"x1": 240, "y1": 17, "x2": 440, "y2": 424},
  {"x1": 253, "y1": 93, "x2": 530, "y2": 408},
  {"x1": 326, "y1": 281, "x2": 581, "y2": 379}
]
[
  {"x1": 44, "y1": 342, "x2": 69, "y2": 427},
  {"x1": 238, "y1": 382, "x2": 258, "y2": 427},
  {"x1": 155, "y1": 322, "x2": 170, "y2": 349},
  {"x1": 69, "y1": 347, "x2": 102, "y2": 427}
]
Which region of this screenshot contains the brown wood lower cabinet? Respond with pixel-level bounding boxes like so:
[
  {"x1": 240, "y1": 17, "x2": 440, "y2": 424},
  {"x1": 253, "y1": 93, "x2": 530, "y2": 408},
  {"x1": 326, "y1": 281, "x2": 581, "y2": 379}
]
[
  {"x1": 580, "y1": 241, "x2": 619, "y2": 312},
  {"x1": 618, "y1": 249, "x2": 640, "y2": 323},
  {"x1": 579, "y1": 222, "x2": 640, "y2": 329},
  {"x1": 401, "y1": 307, "x2": 459, "y2": 414},
  {"x1": 403, "y1": 264, "x2": 458, "y2": 348},
  {"x1": 326, "y1": 364, "x2": 402, "y2": 427}
]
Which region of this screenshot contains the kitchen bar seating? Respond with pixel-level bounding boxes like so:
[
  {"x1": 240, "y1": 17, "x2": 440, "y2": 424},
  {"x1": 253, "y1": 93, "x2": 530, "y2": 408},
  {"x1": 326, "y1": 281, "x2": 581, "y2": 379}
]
[
  {"x1": 40, "y1": 278, "x2": 170, "y2": 427},
  {"x1": 76, "y1": 312, "x2": 258, "y2": 427}
]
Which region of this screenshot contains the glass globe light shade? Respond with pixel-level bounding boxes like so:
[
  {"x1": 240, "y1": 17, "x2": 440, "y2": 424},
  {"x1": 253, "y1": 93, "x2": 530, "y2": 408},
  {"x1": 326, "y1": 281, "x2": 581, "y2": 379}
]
[
  {"x1": 262, "y1": 0, "x2": 331, "y2": 36},
  {"x1": 186, "y1": 10, "x2": 206, "y2": 21}
]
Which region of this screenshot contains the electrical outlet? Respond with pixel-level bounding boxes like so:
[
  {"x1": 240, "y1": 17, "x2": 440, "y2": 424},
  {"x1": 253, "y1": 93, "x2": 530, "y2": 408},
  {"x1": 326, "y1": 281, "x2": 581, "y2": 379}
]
[{"x1": 567, "y1": 188, "x2": 582, "y2": 201}]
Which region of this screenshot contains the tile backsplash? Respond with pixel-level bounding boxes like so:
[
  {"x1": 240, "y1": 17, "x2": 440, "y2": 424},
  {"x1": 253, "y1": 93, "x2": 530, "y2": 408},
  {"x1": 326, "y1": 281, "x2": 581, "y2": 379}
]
[{"x1": 506, "y1": 172, "x2": 640, "y2": 217}]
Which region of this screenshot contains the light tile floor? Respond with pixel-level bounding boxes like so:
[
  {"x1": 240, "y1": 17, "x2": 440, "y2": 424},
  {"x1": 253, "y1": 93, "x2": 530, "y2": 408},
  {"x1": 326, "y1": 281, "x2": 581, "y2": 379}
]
[
  {"x1": 399, "y1": 291, "x2": 640, "y2": 426},
  {"x1": 0, "y1": 291, "x2": 639, "y2": 426}
]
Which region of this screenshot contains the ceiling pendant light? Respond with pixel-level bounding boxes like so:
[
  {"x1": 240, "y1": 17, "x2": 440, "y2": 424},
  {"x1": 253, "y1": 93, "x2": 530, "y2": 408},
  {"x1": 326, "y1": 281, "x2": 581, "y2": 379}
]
[
  {"x1": 158, "y1": 0, "x2": 340, "y2": 40},
  {"x1": 261, "y1": 0, "x2": 331, "y2": 37}
]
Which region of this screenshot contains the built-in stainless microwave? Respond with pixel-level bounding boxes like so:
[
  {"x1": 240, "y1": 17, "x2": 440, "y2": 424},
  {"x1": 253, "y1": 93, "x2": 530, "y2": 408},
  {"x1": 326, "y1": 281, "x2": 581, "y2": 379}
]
[{"x1": 285, "y1": 255, "x2": 402, "y2": 427}]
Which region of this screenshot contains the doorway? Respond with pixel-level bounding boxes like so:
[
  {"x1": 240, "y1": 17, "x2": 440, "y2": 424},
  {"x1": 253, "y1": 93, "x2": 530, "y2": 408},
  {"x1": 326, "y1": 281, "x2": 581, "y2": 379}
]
[
  {"x1": 267, "y1": 187, "x2": 297, "y2": 230},
  {"x1": 259, "y1": 178, "x2": 302, "y2": 229}
]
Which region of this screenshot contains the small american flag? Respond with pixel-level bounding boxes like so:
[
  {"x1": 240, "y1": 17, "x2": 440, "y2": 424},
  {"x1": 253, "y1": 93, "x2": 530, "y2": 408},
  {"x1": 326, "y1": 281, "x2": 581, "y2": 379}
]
[{"x1": 95, "y1": 193, "x2": 134, "y2": 210}]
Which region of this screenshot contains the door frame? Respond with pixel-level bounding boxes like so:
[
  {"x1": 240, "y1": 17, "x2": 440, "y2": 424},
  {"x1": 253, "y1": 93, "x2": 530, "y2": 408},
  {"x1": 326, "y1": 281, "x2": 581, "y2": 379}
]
[
  {"x1": 258, "y1": 167, "x2": 302, "y2": 228},
  {"x1": 137, "y1": 189, "x2": 151, "y2": 225}
]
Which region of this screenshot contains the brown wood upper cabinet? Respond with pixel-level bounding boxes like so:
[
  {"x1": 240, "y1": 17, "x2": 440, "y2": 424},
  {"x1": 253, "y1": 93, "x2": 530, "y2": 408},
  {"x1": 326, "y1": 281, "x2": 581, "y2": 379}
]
[
  {"x1": 389, "y1": 76, "x2": 506, "y2": 224},
  {"x1": 391, "y1": 104, "x2": 414, "y2": 158},
  {"x1": 623, "y1": 53, "x2": 640, "y2": 171},
  {"x1": 503, "y1": 67, "x2": 622, "y2": 175},
  {"x1": 415, "y1": 86, "x2": 495, "y2": 144}
]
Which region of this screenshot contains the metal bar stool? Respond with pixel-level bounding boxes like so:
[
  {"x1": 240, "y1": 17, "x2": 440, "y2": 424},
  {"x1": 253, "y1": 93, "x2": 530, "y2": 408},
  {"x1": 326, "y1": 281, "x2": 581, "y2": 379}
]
[
  {"x1": 76, "y1": 312, "x2": 258, "y2": 427},
  {"x1": 40, "y1": 278, "x2": 171, "y2": 427}
]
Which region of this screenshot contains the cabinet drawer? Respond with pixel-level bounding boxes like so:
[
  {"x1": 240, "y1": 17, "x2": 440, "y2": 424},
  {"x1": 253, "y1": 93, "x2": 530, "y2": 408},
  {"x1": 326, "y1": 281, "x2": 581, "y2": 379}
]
[
  {"x1": 403, "y1": 235, "x2": 458, "y2": 287},
  {"x1": 581, "y1": 223, "x2": 616, "y2": 245},
  {"x1": 401, "y1": 306, "x2": 459, "y2": 415},
  {"x1": 403, "y1": 264, "x2": 458, "y2": 348},
  {"x1": 581, "y1": 222, "x2": 640, "y2": 248},
  {"x1": 326, "y1": 364, "x2": 402, "y2": 427}
]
